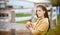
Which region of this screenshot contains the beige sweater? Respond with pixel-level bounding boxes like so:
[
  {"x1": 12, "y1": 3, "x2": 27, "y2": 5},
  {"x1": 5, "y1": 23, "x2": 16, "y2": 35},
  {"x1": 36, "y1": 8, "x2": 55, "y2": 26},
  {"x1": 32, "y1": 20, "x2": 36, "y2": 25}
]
[{"x1": 31, "y1": 18, "x2": 49, "y2": 35}]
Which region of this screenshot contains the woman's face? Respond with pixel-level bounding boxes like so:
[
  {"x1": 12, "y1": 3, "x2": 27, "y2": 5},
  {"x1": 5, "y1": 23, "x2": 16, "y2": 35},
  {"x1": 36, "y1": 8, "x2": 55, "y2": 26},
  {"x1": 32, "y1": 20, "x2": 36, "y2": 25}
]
[{"x1": 36, "y1": 7, "x2": 45, "y2": 18}]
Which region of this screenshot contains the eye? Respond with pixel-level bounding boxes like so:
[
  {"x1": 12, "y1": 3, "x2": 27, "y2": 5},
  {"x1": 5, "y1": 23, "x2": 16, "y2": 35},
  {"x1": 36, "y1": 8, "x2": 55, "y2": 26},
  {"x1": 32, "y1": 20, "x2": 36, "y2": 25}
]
[
  {"x1": 39, "y1": 10, "x2": 41, "y2": 12},
  {"x1": 36, "y1": 10, "x2": 37, "y2": 12},
  {"x1": 36, "y1": 10, "x2": 41, "y2": 13}
]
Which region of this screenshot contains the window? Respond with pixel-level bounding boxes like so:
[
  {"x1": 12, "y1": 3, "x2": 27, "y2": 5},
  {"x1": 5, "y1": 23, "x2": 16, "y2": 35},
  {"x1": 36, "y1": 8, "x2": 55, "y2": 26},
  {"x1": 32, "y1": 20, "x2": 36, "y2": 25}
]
[
  {"x1": 0, "y1": 4, "x2": 5, "y2": 9},
  {"x1": 0, "y1": 13, "x2": 8, "y2": 19},
  {"x1": 0, "y1": 0, "x2": 4, "y2": 1}
]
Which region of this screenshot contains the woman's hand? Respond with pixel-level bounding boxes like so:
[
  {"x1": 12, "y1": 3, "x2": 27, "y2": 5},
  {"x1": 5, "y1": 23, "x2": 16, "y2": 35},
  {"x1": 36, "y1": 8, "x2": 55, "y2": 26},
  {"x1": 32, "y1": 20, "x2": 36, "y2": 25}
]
[{"x1": 26, "y1": 22, "x2": 33, "y2": 30}]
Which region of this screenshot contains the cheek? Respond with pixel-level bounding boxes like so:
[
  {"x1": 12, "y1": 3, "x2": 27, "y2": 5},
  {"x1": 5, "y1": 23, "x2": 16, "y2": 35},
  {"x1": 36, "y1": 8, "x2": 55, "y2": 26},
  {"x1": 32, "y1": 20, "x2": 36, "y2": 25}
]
[
  {"x1": 36, "y1": 11, "x2": 44, "y2": 16},
  {"x1": 36, "y1": 13, "x2": 40, "y2": 16},
  {"x1": 39, "y1": 12, "x2": 43, "y2": 15}
]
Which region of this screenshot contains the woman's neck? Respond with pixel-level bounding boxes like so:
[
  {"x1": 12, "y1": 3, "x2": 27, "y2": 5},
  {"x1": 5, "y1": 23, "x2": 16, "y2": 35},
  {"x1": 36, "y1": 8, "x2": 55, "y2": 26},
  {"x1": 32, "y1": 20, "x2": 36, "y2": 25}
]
[{"x1": 38, "y1": 16, "x2": 44, "y2": 19}]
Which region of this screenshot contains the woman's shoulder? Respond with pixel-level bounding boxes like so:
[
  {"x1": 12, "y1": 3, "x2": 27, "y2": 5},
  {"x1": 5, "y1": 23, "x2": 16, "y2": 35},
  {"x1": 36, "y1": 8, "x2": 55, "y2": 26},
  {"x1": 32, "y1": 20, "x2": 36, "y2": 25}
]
[
  {"x1": 43, "y1": 18, "x2": 48, "y2": 21},
  {"x1": 40, "y1": 18, "x2": 49, "y2": 23}
]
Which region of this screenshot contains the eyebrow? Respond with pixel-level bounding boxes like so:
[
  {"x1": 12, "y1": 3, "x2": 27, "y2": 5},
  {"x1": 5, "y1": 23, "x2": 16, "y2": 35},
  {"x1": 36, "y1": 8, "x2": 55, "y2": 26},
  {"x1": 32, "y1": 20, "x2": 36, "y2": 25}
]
[{"x1": 36, "y1": 10, "x2": 41, "y2": 11}]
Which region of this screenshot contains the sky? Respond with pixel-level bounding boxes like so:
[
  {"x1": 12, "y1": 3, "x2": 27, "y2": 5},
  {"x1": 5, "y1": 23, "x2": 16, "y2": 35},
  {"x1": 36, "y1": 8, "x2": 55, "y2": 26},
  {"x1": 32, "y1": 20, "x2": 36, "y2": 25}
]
[
  {"x1": 7, "y1": 0, "x2": 34, "y2": 8},
  {"x1": 0, "y1": 0, "x2": 49, "y2": 8}
]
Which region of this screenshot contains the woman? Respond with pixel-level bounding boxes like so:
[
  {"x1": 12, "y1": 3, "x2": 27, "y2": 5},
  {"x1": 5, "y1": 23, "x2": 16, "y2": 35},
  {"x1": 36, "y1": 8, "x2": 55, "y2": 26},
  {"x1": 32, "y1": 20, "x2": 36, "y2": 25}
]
[{"x1": 26, "y1": 5, "x2": 50, "y2": 35}]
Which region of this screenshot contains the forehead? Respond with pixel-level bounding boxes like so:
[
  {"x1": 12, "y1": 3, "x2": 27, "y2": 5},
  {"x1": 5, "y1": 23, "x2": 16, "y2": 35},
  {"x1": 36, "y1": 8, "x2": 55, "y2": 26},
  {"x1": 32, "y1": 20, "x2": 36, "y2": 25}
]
[{"x1": 36, "y1": 7, "x2": 42, "y2": 10}]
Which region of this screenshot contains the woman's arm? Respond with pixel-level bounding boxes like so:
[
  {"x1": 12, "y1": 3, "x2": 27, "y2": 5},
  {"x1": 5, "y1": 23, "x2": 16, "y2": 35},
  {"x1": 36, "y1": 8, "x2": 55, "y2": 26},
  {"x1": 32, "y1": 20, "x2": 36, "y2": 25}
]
[
  {"x1": 29, "y1": 21, "x2": 49, "y2": 35},
  {"x1": 30, "y1": 28, "x2": 40, "y2": 35},
  {"x1": 26, "y1": 21, "x2": 34, "y2": 30}
]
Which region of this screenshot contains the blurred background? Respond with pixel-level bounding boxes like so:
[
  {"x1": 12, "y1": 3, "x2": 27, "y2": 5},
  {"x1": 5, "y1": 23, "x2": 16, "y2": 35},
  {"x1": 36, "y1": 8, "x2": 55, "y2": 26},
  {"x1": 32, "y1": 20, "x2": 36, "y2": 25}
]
[{"x1": 0, "y1": 0, "x2": 60, "y2": 35}]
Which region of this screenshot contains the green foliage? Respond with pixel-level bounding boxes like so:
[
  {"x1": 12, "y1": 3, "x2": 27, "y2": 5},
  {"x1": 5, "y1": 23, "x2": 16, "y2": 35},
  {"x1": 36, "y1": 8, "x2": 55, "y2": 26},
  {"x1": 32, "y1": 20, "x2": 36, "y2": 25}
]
[
  {"x1": 16, "y1": 20, "x2": 29, "y2": 24},
  {"x1": 50, "y1": 0, "x2": 60, "y2": 6},
  {"x1": 16, "y1": 14, "x2": 31, "y2": 17},
  {"x1": 57, "y1": 15, "x2": 60, "y2": 25},
  {"x1": 45, "y1": 14, "x2": 60, "y2": 35},
  {"x1": 45, "y1": 27, "x2": 60, "y2": 35}
]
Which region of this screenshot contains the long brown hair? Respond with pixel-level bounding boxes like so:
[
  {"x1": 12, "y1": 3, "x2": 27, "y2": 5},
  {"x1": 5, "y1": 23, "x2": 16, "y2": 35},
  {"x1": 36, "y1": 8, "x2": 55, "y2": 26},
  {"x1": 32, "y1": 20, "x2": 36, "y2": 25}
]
[{"x1": 36, "y1": 5, "x2": 50, "y2": 31}]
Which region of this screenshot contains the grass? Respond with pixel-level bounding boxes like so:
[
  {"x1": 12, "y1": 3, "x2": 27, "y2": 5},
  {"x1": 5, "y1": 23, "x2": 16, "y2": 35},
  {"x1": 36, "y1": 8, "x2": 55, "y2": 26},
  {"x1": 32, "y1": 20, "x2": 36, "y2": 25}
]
[
  {"x1": 16, "y1": 14, "x2": 31, "y2": 17},
  {"x1": 16, "y1": 14, "x2": 31, "y2": 24},
  {"x1": 45, "y1": 14, "x2": 60, "y2": 35},
  {"x1": 45, "y1": 27, "x2": 60, "y2": 35},
  {"x1": 16, "y1": 20, "x2": 29, "y2": 24},
  {"x1": 57, "y1": 14, "x2": 60, "y2": 25},
  {"x1": 16, "y1": 18, "x2": 37, "y2": 24},
  {"x1": 34, "y1": 18, "x2": 37, "y2": 22}
]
